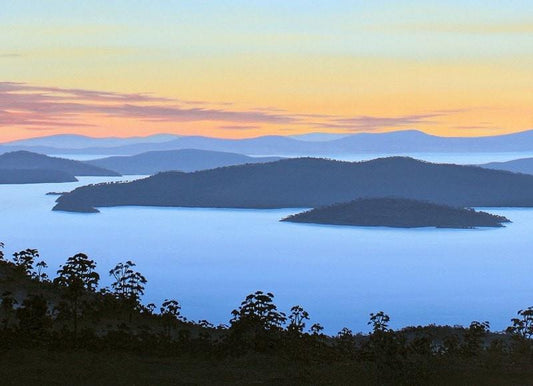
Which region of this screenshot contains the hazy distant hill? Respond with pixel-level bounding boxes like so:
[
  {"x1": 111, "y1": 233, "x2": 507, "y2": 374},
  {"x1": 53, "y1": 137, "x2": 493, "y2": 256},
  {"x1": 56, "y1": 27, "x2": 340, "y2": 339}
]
[
  {"x1": 0, "y1": 151, "x2": 120, "y2": 176},
  {"x1": 0, "y1": 169, "x2": 77, "y2": 184},
  {"x1": 7, "y1": 130, "x2": 533, "y2": 156},
  {"x1": 53, "y1": 157, "x2": 533, "y2": 213},
  {"x1": 281, "y1": 198, "x2": 510, "y2": 229},
  {"x1": 481, "y1": 158, "x2": 533, "y2": 175},
  {"x1": 289, "y1": 132, "x2": 350, "y2": 142},
  {"x1": 86, "y1": 149, "x2": 282, "y2": 175},
  {"x1": 3, "y1": 133, "x2": 180, "y2": 149}
]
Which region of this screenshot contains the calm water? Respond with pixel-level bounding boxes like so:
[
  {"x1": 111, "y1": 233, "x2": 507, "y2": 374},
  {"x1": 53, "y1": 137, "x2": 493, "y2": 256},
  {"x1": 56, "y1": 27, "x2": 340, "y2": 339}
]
[{"x1": 1, "y1": 176, "x2": 533, "y2": 334}]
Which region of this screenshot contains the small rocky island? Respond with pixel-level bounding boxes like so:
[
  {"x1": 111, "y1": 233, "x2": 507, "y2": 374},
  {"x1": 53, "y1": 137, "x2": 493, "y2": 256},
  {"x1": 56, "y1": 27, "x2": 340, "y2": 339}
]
[{"x1": 281, "y1": 198, "x2": 510, "y2": 229}]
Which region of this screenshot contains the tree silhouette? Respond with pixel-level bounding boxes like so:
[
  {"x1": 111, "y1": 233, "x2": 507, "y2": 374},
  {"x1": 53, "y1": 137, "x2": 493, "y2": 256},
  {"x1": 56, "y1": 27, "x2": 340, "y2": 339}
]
[
  {"x1": 230, "y1": 291, "x2": 286, "y2": 331},
  {"x1": 160, "y1": 299, "x2": 182, "y2": 338},
  {"x1": 367, "y1": 312, "x2": 404, "y2": 382},
  {"x1": 507, "y1": 307, "x2": 533, "y2": 339},
  {"x1": 34, "y1": 260, "x2": 48, "y2": 282},
  {"x1": 229, "y1": 291, "x2": 286, "y2": 352},
  {"x1": 287, "y1": 305, "x2": 309, "y2": 335},
  {"x1": 463, "y1": 320, "x2": 490, "y2": 356},
  {"x1": 310, "y1": 322, "x2": 324, "y2": 336},
  {"x1": 109, "y1": 260, "x2": 147, "y2": 322},
  {"x1": 143, "y1": 303, "x2": 156, "y2": 315},
  {"x1": 336, "y1": 327, "x2": 356, "y2": 355},
  {"x1": 11, "y1": 249, "x2": 48, "y2": 281},
  {"x1": 12, "y1": 249, "x2": 39, "y2": 276},
  {"x1": 54, "y1": 253, "x2": 99, "y2": 342},
  {"x1": 369, "y1": 311, "x2": 390, "y2": 333}
]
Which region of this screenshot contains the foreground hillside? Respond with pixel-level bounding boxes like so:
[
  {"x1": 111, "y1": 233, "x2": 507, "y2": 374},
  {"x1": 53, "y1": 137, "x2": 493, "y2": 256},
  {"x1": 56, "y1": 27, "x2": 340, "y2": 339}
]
[
  {"x1": 54, "y1": 157, "x2": 533, "y2": 212},
  {"x1": 2, "y1": 244, "x2": 533, "y2": 384},
  {"x1": 0, "y1": 168, "x2": 77, "y2": 184},
  {"x1": 282, "y1": 198, "x2": 510, "y2": 228},
  {"x1": 3, "y1": 349, "x2": 533, "y2": 385},
  {"x1": 0, "y1": 151, "x2": 120, "y2": 176},
  {"x1": 86, "y1": 149, "x2": 282, "y2": 174}
]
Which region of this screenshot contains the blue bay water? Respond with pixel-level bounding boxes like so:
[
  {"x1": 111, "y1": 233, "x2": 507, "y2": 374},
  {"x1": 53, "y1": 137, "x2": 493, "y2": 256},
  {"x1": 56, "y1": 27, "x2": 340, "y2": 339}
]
[{"x1": 1, "y1": 176, "x2": 533, "y2": 334}]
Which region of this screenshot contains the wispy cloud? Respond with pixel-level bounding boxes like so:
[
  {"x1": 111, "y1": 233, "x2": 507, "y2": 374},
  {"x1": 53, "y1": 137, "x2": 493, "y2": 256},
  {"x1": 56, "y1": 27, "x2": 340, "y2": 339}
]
[
  {"x1": 253, "y1": 106, "x2": 288, "y2": 113},
  {"x1": 0, "y1": 82, "x2": 473, "y2": 135},
  {"x1": 218, "y1": 125, "x2": 260, "y2": 130},
  {"x1": 312, "y1": 113, "x2": 444, "y2": 131},
  {"x1": 0, "y1": 82, "x2": 299, "y2": 130},
  {"x1": 0, "y1": 82, "x2": 172, "y2": 103}
]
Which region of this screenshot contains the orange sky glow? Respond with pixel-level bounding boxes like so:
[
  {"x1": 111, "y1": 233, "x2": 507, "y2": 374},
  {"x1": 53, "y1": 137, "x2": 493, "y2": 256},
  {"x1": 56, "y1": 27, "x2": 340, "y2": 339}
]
[{"x1": 1, "y1": 1, "x2": 532, "y2": 142}]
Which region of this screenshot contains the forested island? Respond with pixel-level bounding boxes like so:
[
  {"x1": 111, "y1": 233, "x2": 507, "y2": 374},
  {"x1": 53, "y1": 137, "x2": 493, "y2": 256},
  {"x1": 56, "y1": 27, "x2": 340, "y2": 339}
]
[
  {"x1": 282, "y1": 198, "x2": 510, "y2": 228},
  {"x1": 0, "y1": 168, "x2": 78, "y2": 184},
  {"x1": 53, "y1": 157, "x2": 533, "y2": 213},
  {"x1": 0, "y1": 151, "x2": 120, "y2": 177},
  {"x1": 0, "y1": 151, "x2": 121, "y2": 184}
]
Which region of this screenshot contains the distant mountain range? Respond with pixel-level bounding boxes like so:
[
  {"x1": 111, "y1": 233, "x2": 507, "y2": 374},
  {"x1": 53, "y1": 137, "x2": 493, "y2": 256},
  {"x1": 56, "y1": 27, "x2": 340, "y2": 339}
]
[
  {"x1": 0, "y1": 169, "x2": 77, "y2": 184},
  {"x1": 4, "y1": 130, "x2": 533, "y2": 156},
  {"x1": 86, "y1": 149, "x2": 282, "y2": 175},
  {"x1": 281, "y1": 198, "x2": 510, "y2": 228},
  {"x1": 6, "y1": 133, "x2": 180, "y2": 149},
  {"x1": 0, "y1": 151, "x2": 120, "y2": 176},
  {"x1": 52, "y1": 157, "x2": 533, "y2": 213},
  {"x1": 480, "y1": 157, "x2": 533, "y2": 175}
]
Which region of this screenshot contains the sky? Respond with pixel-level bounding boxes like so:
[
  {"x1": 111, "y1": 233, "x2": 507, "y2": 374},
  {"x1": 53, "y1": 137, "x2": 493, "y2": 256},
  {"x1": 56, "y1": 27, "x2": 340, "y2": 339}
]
[{"x1": 1, "y1": 0, "x2": 532, "y2": 141}]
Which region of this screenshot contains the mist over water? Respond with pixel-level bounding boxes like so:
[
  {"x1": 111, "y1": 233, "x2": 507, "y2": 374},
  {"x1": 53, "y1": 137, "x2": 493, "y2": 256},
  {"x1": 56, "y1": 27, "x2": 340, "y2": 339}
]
[
  {"x1": 1, "y1": 176, "x2": 533, "y2": 334},
  {"x1": 331, "y1": 152, "x2": 533, "y2": 164},
  {"x1": 252, "y1": 152, "x2": 533, "y2": 165},
  {"x1": 59, "y1": 152, "x2": 533, "y2": 165}
]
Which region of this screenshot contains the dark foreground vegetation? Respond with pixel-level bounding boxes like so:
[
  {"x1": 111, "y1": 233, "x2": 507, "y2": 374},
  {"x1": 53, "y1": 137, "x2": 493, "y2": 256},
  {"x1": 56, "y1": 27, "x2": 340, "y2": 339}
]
[
  {"x1": 282, "y1": 198, "x2": 510, "y2": 229},
  {"x1": 2, "y1": 243, "x2": 533, "y2": 385}
]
